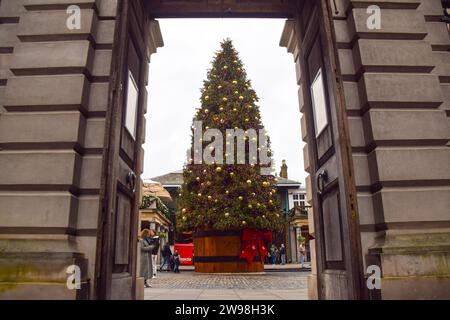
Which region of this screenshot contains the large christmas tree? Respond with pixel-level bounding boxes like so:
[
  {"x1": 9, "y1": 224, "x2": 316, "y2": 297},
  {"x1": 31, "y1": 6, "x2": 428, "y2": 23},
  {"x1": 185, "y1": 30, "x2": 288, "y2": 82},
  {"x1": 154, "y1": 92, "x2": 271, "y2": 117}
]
[{"x1": 177, "y1": 39, "x2": 283, "y2": 233}]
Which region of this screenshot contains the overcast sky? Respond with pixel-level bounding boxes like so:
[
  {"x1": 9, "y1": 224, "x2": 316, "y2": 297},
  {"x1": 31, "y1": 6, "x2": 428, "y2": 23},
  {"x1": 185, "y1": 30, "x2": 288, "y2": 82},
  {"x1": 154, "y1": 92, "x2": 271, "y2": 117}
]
[{"x1": 144, "y1": 19, "x2": 306, "y2": 183}]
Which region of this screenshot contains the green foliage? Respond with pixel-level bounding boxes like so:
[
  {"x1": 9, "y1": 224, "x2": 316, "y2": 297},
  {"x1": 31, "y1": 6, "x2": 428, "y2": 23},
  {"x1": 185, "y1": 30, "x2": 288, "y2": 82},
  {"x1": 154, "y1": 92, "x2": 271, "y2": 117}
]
[
  {"x1": 177, "y1": 39, "x2": 283, "y2": 232},
  {"x1": 157, "y1": 231, "x2": 168, "y2": 239},
  {"x1": 297, "y1": 235, "x2": 306, "y2": 244},
  {"x1": 141, "y1": 194, "x2": 170, "y2": 219}
]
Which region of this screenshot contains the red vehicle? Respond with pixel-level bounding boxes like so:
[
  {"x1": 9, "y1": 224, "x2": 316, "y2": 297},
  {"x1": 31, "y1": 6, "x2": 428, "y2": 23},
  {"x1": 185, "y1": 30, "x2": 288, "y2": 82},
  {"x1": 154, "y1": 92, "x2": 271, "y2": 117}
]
[{"x1": 174, "y1": 243, "x2": 194, "y2": 266}]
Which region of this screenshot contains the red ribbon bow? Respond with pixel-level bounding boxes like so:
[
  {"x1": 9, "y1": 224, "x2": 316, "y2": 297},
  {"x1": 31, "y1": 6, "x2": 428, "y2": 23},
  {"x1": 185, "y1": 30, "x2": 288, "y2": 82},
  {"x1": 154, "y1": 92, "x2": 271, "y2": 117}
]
[{"x1": 239, "y1": 228, "x2": 272, "y2": 266}]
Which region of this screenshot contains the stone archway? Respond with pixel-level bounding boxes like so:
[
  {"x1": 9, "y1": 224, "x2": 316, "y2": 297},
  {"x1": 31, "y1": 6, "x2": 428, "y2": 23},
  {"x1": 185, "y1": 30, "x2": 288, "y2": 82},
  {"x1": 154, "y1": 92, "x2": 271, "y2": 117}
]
[{"x1": 0, "y1": 0, "x2": 449, "y2": 300}]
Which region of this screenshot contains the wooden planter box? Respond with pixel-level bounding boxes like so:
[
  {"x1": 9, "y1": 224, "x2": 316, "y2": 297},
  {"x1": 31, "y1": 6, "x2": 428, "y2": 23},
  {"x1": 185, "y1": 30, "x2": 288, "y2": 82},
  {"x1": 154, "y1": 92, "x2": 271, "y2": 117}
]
[{"x1": 193, "y1": 229, "x2": 264, "y2": 273}]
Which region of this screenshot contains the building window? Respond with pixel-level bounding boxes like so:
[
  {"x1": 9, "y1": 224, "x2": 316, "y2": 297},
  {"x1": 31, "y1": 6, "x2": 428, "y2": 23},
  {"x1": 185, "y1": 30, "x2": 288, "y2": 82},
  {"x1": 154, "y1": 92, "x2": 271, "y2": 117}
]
[
  {"x1": 293, "y1": 194, "x2": 300, "y2": 207},
  {"x1": 293, "y1": 193, "x2": 306, "y2": 208},
  {"x1": 299, "y1": 193, "x2": 305, "y2": 207}
]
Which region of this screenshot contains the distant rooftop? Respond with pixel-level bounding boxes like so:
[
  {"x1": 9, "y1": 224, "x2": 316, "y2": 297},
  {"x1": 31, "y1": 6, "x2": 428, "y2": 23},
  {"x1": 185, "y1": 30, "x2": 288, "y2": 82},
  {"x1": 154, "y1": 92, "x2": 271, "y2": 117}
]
[{"x1": 151, "y1": 170, "x2": 302, "y2": 189}]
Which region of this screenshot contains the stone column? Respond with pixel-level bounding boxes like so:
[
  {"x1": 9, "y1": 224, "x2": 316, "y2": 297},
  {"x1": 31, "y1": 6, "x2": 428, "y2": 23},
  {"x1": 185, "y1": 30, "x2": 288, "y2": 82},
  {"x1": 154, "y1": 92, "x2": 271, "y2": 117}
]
[
  {"x1": 333, "y1": 0, "x2": 450, "y2": 299},
  {"x1": 0, "y1": 0, "x2": 129, "y2": 299}
]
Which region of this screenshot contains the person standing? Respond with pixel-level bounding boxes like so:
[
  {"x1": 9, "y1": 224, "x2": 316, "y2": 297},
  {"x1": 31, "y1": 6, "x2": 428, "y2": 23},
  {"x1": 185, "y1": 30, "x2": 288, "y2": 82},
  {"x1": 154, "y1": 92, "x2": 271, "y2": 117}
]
[
  {"x1": 160, "y1": 243, "x2": 172, "y2": 271},
  {"x1": 270, "y1": 244, "x2": 276, "y2": 265},
  {"x1": 139, "y1": 229, "x2": 155, "y2": 288},
  {"x1": 299, "y1": 242, "x2": 306, "y2": 268},
  {"x1": 150, "y1": 229, "x2": 159, "y2": 278},
  {"x1": 280, "y1": 244, "x2": 286, "y2": 265},
  {"x1": 173, "y1": 249, "x2": 180, "y2": 273}
]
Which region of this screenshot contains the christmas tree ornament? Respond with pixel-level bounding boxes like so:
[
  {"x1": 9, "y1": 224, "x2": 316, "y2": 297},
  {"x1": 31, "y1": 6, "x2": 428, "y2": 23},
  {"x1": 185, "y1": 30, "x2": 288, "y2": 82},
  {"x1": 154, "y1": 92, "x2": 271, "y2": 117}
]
[
  {"x1": 238, "y1": 196, "x2": 243, "y2": 201},
  {"x1": 215, "y1": 167, "x2": 222, "y2": 173},
  {"x1": 225, "y1": 212, "x2": 229, "y2": 217},
  {"x1": 246, "y1": 180, "x2": 252, "y2": 185},
  {"x1": 182, "y1": 208, "x2": 187, "y2": 213},
  {"x1": 239, "y1": 96, "x2": 244, "y2": 100},
  {"x1": 222, "y1": 97, "x2": 228, "y2": 102}
]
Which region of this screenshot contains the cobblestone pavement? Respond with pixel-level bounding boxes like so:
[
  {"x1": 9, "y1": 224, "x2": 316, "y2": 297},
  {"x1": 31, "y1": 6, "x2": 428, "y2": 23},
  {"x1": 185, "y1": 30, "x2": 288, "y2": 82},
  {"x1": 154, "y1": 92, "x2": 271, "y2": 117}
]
[{"x1": 144, "y1": 271, "x2": 310, "y2": 300}]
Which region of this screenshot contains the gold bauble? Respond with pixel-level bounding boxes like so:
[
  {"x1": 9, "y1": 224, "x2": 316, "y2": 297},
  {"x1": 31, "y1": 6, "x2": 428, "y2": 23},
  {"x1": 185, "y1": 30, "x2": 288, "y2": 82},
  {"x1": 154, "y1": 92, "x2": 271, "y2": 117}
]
[
  {"x1": 223, "y1": 65, "x2": 228, "y2": 69},
  {"x1": 246, "y1": 180, "x2": 252, "y2": 185},
  {"x1": 225, "y1": 212, "x2": 230, "y2": 217},
  {"x1": 242, "y1": 220, "x2": 247, "y2": 225},
  {"x1": 205, "y1": 96, "x2": 209, "y2": 100},
  {"x1": 204, "y1": 109, "x2": 209, "y2": 113},
  {"x1": 208, "y1": 195, "x2": 212, "y2": 200},
  {"x1": 222, "y1": 97, "x2": 228, "y2": 102},
  {"x1": 239, "y1": 96, "x2": 244, "y2": 100},
  {"x1": 196, "y1": 177, "x2": 200, "y2": 181},
  {"x1": 232, "y1": 80, "x2": 237, "y2": 84},
  {"x1": 182, "y1": 216, "x2": 187, "y2": 221},
  {"x1": 219, "y1": 107, "x2": 224, "y2": 111},
  {"x1": 248, "y1": 204, "x2": 253, "y2": 209},
  {"x1": 215, "y1": 167, "x2": 222, "y2": 173},
  {"x1": 197, "y1": 193, "x2": 202, "y2": 197},
  {"x1": 238, "y1": 196, "x2": 243, "y2": 201},
  {"x1": 230, "y1": 172, "x2": 235, "y2": 177},
  {"x1": 182, "y1": 208, "x2": 187, "y2": 213},
  {"x1": 233, "y1": 108, "x2": 238, "y2": 112}
]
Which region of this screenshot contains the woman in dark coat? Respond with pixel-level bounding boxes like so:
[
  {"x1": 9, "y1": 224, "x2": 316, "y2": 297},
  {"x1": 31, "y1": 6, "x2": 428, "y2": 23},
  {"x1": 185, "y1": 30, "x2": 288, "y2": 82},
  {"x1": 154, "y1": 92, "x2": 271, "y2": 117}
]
[{"x1": 139, "y1": 229, "x2": 155, "y2": 288}]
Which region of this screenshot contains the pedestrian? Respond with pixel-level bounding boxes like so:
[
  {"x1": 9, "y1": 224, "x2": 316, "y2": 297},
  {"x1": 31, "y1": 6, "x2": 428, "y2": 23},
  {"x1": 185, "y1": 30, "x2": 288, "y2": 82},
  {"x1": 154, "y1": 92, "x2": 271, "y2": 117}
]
[
  {"x1": 270, "y1": 244, "x2": 276, "y2": 265},
  {"x1": 299, "y1": 242, "x2": 306, "y2": 268},
  {"x1": 173, "y1": 249, "x2": 180, "y2": 273},
  {"x1": 160, "y1": 243, "x2": 172, "y2": 271},
  {"x1": 146, "y1": 230, "x2": 159, "y2": 278},
  {"x1": 139, "y1": 229, "x2": 156, "y2": 288},
  {"x1": 280, "y1": 244, "x2": 286, "y2": 265}
]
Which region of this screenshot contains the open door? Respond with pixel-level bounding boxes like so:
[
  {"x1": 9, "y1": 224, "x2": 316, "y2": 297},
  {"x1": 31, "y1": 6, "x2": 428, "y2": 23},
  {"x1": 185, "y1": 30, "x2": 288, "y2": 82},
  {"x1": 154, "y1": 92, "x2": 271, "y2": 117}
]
[
  {"x1": 95, "y1": 0, "x2": 150, "y2": 300},
  {"x1": 293, "y1": 0, "x2": 366, "y2": 299}
]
